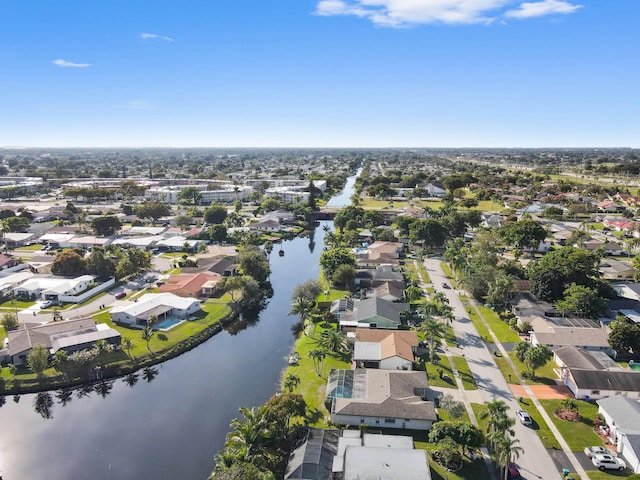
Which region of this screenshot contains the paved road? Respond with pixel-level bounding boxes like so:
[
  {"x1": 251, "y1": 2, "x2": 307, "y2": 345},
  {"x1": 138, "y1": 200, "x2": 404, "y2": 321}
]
[{"x1": 425, "y1": 257, "x2": 562, "y2": 480}]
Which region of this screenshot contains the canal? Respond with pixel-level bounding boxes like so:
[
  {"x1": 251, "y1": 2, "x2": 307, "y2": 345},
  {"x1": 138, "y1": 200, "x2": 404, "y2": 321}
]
[
  {"x1": 0, "y1": 168, "x2": 360, "y2": 479},
  {"x1": 0, "y1": 227, "x2": 328, "y2": 480}
]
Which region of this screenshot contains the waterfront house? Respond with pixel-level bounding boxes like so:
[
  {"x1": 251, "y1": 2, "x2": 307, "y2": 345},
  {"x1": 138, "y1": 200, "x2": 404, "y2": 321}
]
[
  {"x1": 109, "y1": 292, "x2": 201, "y2": 327},
  {"x1": 326, "y1": 369, "x2": 436, "y2": 430},
  {"x1": 353, "y1": 329, "x2": 418, "y2": 370},
  {"x1": 5, "y1": 317, "x2": 121, "y2": 365}
]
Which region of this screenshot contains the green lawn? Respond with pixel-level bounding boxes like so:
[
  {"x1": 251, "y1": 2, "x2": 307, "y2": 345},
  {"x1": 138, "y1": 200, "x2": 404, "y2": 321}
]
[
  {"x1": 493, "y1": 356, "x2": 520, "y2": 385},
  {"x1": 415, "y1": 260, "x2": 431, "y2": 284},
  {"x1": 414, "y1": 432, "x2": 489, "y2": 480},
  {"x1": 424, "y1": 356, "x2": 457, "y2": 389},
  {"x1": 471, "y1": 403, "x2": 489, "y2": 432},
  {"x1": 13, "y1": 244, "x2": 44, "y2": 251},
  {"x1": 520, "y1": 402, "x2": 562, "y2": 449},
  {"x1": 466, "y1": 307, "x2": 491, "y2": 340},
  {"x1": 587, "y1": 471, "x2": 632, "y2": 480},
  {"x1": 508, "y1": 353, "x2": 559, "y2": 385},
  {"x1": 437, "y1": 407, "x2": 471, "y2": 424},
  {"x1": 475, "y1": 306, "x2": 520, "y2": 343},
  {"x1": 440, "y1": 262, "x2": 454, "y2": 280},
  {"x1": 0, "y1": 299, "x2": 35, "y2": 309},
  {"x1": 281, "y1": 324, "x2": 351, "y2": 426},
  {"x1": 539, "y1": 399, "x2": 601, "y2": 451},
  {"x1": 451, "y1": 355, "x2": 478, "y2": 390}
]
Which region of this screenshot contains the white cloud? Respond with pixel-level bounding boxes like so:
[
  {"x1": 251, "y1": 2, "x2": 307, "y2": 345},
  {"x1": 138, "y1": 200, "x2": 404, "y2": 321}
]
[
  {"x1": 52, "y1": 59, "x2": 91, "y2": 68},
  {"x1": 314, "y1": 0, "x2": 582, "y2": 27},
  {"x1": 139, "y1": 32, "x2": 174, "y2": 42},
  {"x1": 505, "y1": 0, "x2": 582, "y2": 18}
]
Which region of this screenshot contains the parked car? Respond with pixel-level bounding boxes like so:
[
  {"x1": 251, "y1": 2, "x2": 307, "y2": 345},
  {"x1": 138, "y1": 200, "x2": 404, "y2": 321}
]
[
  {"x1": 516, "y1": 410, "x2": 532, "y2": 426},
  {"x1": 442, "y1": 282, "x2": 450, "y2": 289},
  {"x1": 584, "y1": 446, "x2": 610, "y2": 458},
  {"x1": 41, "y1": 300, "x2": 54, "y2": 308},
  {"x1": 591, "y1": 454, "x2": 626, "y2": 471},
  {"x1": 507, "y1": 463, "x2": 521, "y2": 480},
  {"x1": 114, "y1": 292, "x2": 126, "y2": 299}
]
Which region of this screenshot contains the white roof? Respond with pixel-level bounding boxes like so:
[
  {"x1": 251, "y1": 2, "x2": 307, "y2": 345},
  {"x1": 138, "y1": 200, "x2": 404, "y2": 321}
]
[
  {"x1": 111, "y1": 235, "x2": 165, "y2": 247},
  {"x1": 40, "y1": 233, "x2": 76, "y2": 243},
  {"x1": 4, "y1": 232, "x2": 36, "y2": 242},
  {"x1": 122, "y1": 226, "x2": 167, "y2": 235},
  {"x1": 156, "y1": 236, "x2": 199, "y2": 247},
  {"x1": 17, "y1": 275, "x2": 94, "y2": 294},
  {"x1": 109, "y1": 292, "x2": 200, "y2": 317},
  {"x1": 0, "y1": 271, "x2": 33, "y2": 289}
]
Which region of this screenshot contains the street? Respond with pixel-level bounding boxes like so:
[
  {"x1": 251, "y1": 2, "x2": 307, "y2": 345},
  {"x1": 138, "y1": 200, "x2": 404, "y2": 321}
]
[{"x1": 425, "y1": 257, "x2": 562, "y2": 480}]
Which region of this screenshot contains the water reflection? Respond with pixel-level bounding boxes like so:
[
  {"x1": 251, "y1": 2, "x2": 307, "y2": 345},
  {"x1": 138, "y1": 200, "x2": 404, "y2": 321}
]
[
  {"x1": 55, "y1": 388, "x2": 73, "y2": 406},
  {"x1": 94, "y1": 379, "x2": 114, "y2": 398},
  {"x1": 124, "y1": 372, "x2": 139, "y2": 387},
  {"x1": 142, "y1": 366, "x2": 159, "y2": 383},
  {"x1": 33, "y1": 391, "x2": 54, "y2": 419}
]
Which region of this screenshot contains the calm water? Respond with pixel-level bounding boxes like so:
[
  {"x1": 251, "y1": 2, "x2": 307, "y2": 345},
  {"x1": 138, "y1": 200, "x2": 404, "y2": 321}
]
[
  {"x1": 0, "y1": 228, "x2": 327, "y2": 480},
  {"x1": 326, "y1": 167, "x2": 363, "y2": 207},
  {"x1": 0, "y1": 168, "x2": 361, "y2": 480}
]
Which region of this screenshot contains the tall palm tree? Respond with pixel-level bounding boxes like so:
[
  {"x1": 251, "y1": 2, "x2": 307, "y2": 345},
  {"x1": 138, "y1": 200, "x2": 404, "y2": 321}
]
[
  {"x1": 225, "y1": 406, "x2": 270, "y2": 463},
  {"x1": 417, "y1": 318, "x2": 446, "y2": 363},
  {"x1": 308, "y1": 348, "x2": 327, "y2": 376},
  {"x1": 289, "y1": 297, "x2": 314, "y2": 334},
  {"x1": 499, "y1": 436, "x2": 524, "y2": 480},
  {"x1": 405, "y1": 285, "x2": 423, "y2": 303},
  {"x1": 120, "y1": 336, "x2": 134, "y2": 361},
  {"x1": 141, "y1": 326, "x2": 155, "y2": 354}
]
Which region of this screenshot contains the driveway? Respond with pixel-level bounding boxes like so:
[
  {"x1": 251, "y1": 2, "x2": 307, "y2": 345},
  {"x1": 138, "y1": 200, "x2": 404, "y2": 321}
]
[{"x1": 425, "y1": 257, "x2": 563, "y2": 479}]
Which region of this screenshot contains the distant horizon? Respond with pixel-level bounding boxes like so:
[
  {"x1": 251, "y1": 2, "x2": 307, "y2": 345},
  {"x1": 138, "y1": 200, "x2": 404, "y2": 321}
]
[{"x1": 3, "y1": 145, "x2": 639, "y2": 150}]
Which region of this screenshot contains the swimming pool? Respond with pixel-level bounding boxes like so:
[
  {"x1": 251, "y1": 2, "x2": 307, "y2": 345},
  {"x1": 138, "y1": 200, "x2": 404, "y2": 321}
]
[{"x1": 153, "y1": 316, "x2": 185, "y2": 331}]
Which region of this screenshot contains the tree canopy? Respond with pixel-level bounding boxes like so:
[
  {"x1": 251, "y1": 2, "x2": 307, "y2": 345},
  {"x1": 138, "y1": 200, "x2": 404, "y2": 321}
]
[{"x1": 91, "y1": 215, "x2": 123, "y2": 236}]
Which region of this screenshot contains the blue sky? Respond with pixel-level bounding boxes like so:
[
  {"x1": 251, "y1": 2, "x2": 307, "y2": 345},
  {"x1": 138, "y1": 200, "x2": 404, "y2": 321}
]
[{"x1": 0, "y1": 0, "x2": 637, "y2": 148}]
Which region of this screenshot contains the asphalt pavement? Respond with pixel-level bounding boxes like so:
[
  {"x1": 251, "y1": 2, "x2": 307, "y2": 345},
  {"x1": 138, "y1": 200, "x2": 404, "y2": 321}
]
[{"x1": 425, "y1": 257, "x2": 563, "y2": 480}]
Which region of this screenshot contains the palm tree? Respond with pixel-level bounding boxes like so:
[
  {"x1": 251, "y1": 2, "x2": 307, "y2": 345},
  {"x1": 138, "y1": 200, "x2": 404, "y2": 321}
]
[
  {"x1": 141, "y1": 326, "x2": 155, "y2": 354},
  {"x1": 499, "y1": 436, "x2": 524, "y2": 480},
  {"x1": 147, "y1": 314, "x2": 158, "y2": 328},
  {"x1": 479, "y1": 399, "x2": 514, "y2": 454},
  {"x1": 417, "y1": 318, "x2": 446, "y2": 363},
  {"x1": 308, "y1": 348, "x2": 327, "y2": 376},
  {"x1": 289, "y1": 297, "x2": 314, "y2": 335},
  {"x1": 513, "y1": 341, "x2": 530, "y2": 362},
  {"x1": 487, "y1": 273, "x2": 513, "y2": 308},
  {"x1": 225, "y1": 406, "x2": 270, "y2": 463},
  {"x1": 120, "y1": 336, "x2": 134, "y2": 361},
  {"x1": 320, "y1": 328, "x2": 347, "y2": 353},
  {"x1": 283, "y1": 373, "x2": 301, "y2": 392},
  {"x1": 405, "y1": 285, "x2": 423, "y2": 303}
]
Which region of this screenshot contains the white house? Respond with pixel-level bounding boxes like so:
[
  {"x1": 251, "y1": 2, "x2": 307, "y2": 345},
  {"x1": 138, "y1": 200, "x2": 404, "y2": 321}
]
[
  {"x1": 109, "y1": 292, "x2": 201, "y2": 327},
  {"x1": 13, "y1": 275, "x2": 96, "y2": 302},
  {"x1": 597, "y1": 396, "x2": 640, "y2": 473}
]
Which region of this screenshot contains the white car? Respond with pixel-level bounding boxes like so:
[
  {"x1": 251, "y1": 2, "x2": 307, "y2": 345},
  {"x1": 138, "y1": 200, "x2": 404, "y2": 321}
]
[
  {"x1": 516, "y1": 410, "x2": 532, "y2": 426},
  {"x1": 40, "y1": 300, "x2": 54, "y2": 308},
  {"x1": 592, "y1": 454, "x2": 626, "y2": 471},
  {"x1": 584, "y1": 446, "x2": 610, "y2": 458}
]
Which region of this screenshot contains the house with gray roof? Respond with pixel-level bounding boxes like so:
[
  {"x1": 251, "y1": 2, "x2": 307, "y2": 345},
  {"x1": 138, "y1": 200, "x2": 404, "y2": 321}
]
[
  {"x1": 327, "y1": 369, "x2": 436, "y2": 430},
  {"x1": 336, "y1": 296, "x2": 408, "y2": 330},
  {"x1": 5, "y1": 317, "x2": 120, "y2": 365},
  {"x1": 597, "y1": 396, "x2": 640, "y2": 473}
]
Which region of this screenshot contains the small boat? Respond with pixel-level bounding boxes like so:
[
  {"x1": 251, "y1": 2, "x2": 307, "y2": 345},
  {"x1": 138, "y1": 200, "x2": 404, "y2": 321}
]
[{"x1": 288, "y1": 352, "x2": 299, "y2": 365}]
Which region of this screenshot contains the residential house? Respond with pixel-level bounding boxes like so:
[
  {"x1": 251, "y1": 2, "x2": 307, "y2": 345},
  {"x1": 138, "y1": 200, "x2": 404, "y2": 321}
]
[
  {"x1": 0, "y1": 253, "x2": 23, "y2": 273},
  {"x1": 25, "y1": 255, "x2": 55, "y2": 274},
  {"x1": 154, "y1": 235, "x2": 204, "y2": 252},
  {"x1": 158, "y1": 272, "x2": 221, "y2": 298},
  {"x1": 600, "y1": 259, "x2": 635, "y2": 281},
  {"x1": 353, "y1": 329, "x2": 418, "y2": 370},
  {"x1": 109, "y1": 292, "x2": 201, "y2": 327},
  {"x1": 327, "y1": 369, "x2": 436, "y2": 430},
  {"x1": 5, "y1": 318, "x2": 121, "y2": 365},
  {"x1": 182, "y1": 256, "x2": 237, "y2": 277},
  {"x1": 14, "y1": 275, "x2": 96, "y2": 303},
  {"x1": 372, "y1": 282, "x2": 404, "y2": 302},
  {"x1": 553, "y1": 346, "x2": 640, "y2": 399},
  {"x1": 285, "y1": 428, "x2": 339, "y2": 480},
  {"x1": 335, "y1": 431, "x2": 430, "y2": 480},
  {"x1": 3, "y1": 232, "x2": 40, "y2": 248},
  {"x1": 0, "y1": 271, "x2": 33, "y2": 298},
  {"x1": 335, "y1": 296, "x2": 408, "y2": 330},
  {"x1": 597, "y1": 395, "x2": 640, "y2": 473}
]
